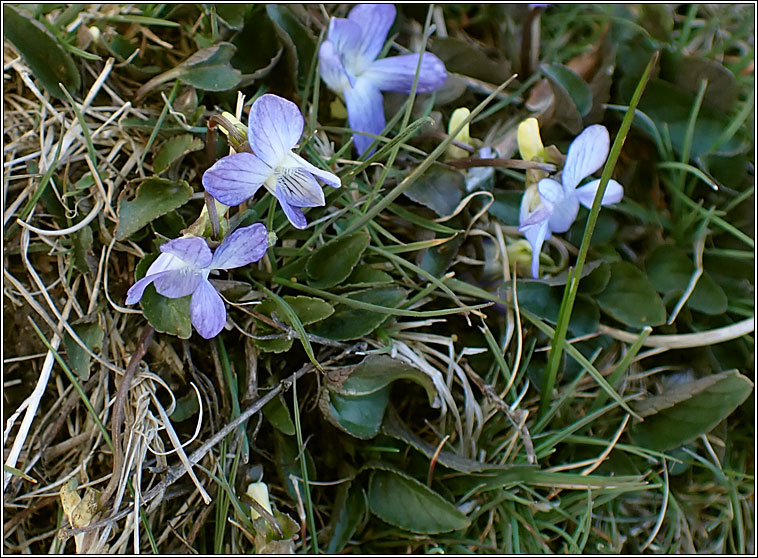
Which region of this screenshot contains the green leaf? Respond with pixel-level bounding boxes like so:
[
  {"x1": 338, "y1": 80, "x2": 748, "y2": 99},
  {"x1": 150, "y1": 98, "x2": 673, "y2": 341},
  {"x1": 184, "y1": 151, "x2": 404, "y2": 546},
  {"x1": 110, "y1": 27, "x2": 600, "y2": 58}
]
[
  {"x1": 253, "y1": 326, "x2": 294, "y2": 354},
  {"x1": 345, "y1": 264, "x2": 394, "y2": 287},
  {"x1": 306, "y1": 231, "x2": 370, "y2": 289},
  {"x1": 662, "y1": 50, "x2": 738, "y2": 113},
  {"x1": 134, "y1": 253, "x2": 193, "y2": 339},
  {"x1": 214, "y1": 4, "x2": 246, "y2": 30},
  {"x1": 382, "y1": 407, "x2": 522, "y2": 474},
  {"x1": 72, "y1": 225, "x2": 94, "y2": 274},
  {"x1": 309, "y1": 287, "x2": 406, "y2": 341},
  {"x1": 367, "y1": 469, "x2": 470, "y2": 534},
  {"x1": 230, "y1": 7, "x2": 283, "y2": 84},
  {"x1": 63, "y1": 320, "x2": 103, "y2": 380},
  {"x1": 153, "y1": 134, "x2": 204, "y2": 174},
  {"x1": 116, "y1": 177, "x2": 193, "y2": 240},
  {"x1": 596, "y1": 261, "x2": 666, "y2": 328},
  {"x1": 622, "y1": 76, "x2": 748, "y2": 157},
  {"x1": 403, "y1": 165, "x2": 465, "y2": 218},
  {"x1": 431, "y1": 37, "x2": 512, "y2": 84},
  {"x1": 325, "y1": 354, "x2": 437, "y2": 406},
  {"x1": 631, "y1": 370, "x2": 753, "y2": 451},
  {"x1": 327, "y1": 485, "x2": 368, "y2": 554},
  {"x1": 504, "y1": 280, "x2": 599, "y2": 336},
  {"x1": 644, "y1": 245, "x2": 728, "y2": 315},
  {"x1": 263, "y1": 395, "x2": 296, "y2": 436},
  {"x1": 4, "y1": 5, "x2": 81, "y2": 100},
  {"x1": 171, "y1": 390, "x2": 200, "y2": 422},
  {"x1": 256, "y1": 295, "x2": 334, "y2": 326},
  {"x1": 266, "y1": 5, "x2": 316, "y2": 88},
  {"x1": 541, "y1": 63, "x2": 593, "y2": 118},
  {"x1": 418, "y1": 234, "x2": 465, "y2": 278},
  {"x1": 136, "y1": 42, "x2": 241, "y2": 99},
  {"x1": 320, "y1": 387, "x2": 390, "y2": 439}
]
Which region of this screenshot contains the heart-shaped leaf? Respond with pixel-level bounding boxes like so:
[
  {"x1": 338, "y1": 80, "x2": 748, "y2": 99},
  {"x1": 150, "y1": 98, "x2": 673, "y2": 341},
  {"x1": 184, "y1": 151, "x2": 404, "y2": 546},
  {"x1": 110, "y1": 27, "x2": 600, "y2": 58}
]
[
  {"x1": 136, "y1": 42, "x2": 241, "y2": 99},
  {"x1": 320, "y1": 386, "x2": 390, "y2": 439},
  {"x1": 256, "y1": 295, "x2": 334, "y2": 326},
  {"x1": 63, "y1": 320, "x2": 104, "y2": 380},
  {"x1": 367, "y1": 469, "x2": 470, "y2": 534},
  {"x1": 644, "y1": 244, "x2": 728, "y2": 315},
  {"x1": 541, "y1": 63, "x2": 593, "y2": 118},
  {"x1": 631, "y1": 370, "x2": 753, "y2": 451},
  {"x1": 153, "y1": 134, "x2": 204, "y2": 174},
  {"x1": 403, "y1": 165, "x2": 465, "y2": 218},
  {"x1": 325, "y1": 354, "x2": 437, "y2": 406},
  {"x1": 596, "y1": 261, "x2": 666, "y2": 328},
  {"x1": 309, "y1": 287, "x2": 406, "y2": 341},
  {"x1": 306, "y1": 231, "x2": 370, "y2": 289},
  {"x1": 116, "y1": 177, "x2": 193, "y2": 240}
]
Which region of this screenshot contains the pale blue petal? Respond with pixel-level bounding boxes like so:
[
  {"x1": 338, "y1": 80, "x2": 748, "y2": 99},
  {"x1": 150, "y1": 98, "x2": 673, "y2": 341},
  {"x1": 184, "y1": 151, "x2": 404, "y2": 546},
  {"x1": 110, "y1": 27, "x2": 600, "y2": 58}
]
[
  {"x1": 125, "y1": 271, "x2": 171, "y2": 305},
  {"x1": 362, "y1": 52, "x2": 447, "y2": 94},
  {"x1": 153, "y1": 269, "x2": 203, "y2": 299},
  {"x1": 190, "y1": 279, "x2": 227, "y2": 339},
  {"x1": 319, "y1": 40, "x2": 353, "y2": 92},
  {"x1": 523, "y1": 220, "x2": 551, "y2": 279},
  {"x1": 202, "y1": 152, "x2": 270, "y2": 206},
  {"x1": 562, "y1": 125, "x2": 609, "y2": 190},
  {"x1": 211, "y1": 223, "x2": 269, "y2": 270},
  {"x1": 344, "y1": 78, "x2": 385, "y2": 156},
  {"x1": 346, "y1": 4, "x2": 396, "y2": 70},
  {"x1": 144, "y1": 252, "x2": 185, "y2": 275},
  {"x1": 276, "y1": 184, "x2": 308, "y2": 229},
  {"x1": 277, "y1": 169, "x2": 324, "y2": 207},
  {"x1": 287, "y1": 152, "x2": 341, "y2": 189},
  {"x1": 536, "y1": 178, "x2": 564, "y2": 206},
  {"x1": 160, "y1": 237, "x2": 213, "y2": 268},
  {"x1": 326, "y1": 18, "x2": 362, "y2": 80},
  {"x1": 538, "y1": 178, "x2": 578, "y2": 233},
  {"x1": 248, "y1": 94, "x2": 303, "y2": 167},
  {"x1": 575, "y1": 178, "x2": 624, "y2": 209}
]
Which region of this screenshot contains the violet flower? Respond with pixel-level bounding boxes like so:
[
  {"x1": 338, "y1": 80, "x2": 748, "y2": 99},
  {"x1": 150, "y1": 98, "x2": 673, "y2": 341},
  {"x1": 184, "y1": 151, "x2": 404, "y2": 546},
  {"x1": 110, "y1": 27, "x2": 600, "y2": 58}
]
[
  {"x1": 519, "y1": 125, "x2": 624, "y2": 278},
  {"x1": 319, "y1": 4, "x2": 447, "y2": 155},
  {"x1": 202, "y1": 94, "x2": 340, "y2": 230},
  {"x1": 126, "y1": 224, "x2": 269, "y2": 339}
]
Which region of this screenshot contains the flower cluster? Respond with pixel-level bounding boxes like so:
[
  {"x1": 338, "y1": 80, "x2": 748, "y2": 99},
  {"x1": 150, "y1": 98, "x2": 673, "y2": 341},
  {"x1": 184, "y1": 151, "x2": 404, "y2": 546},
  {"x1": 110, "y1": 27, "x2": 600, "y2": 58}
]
[
  {"x1": 319, "y1": 4, "x2": 447, "y2": 156},
  {"x1": 127, "y1": 94, "x2": 341, "y2": 338},
  {"x1": 126, "y1": 4, "x2": 451, "y2": 339},
  {"x1": 517, "y1": 118, "x2": 624, "y2": 278}
]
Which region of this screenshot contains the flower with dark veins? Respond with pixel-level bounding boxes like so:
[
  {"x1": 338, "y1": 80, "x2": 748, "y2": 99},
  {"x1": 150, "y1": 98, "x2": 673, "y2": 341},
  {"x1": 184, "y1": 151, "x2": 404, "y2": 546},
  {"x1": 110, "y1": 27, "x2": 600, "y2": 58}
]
[
  {"x1": 126, "y1": 224, "x2": 269, "y2": 339},
  {"x1": 202, "y1": 94, "x2": 340, "y2": 229},
  {"x1": 319, "y1": 4, "x2": 447, "y2": 156}
]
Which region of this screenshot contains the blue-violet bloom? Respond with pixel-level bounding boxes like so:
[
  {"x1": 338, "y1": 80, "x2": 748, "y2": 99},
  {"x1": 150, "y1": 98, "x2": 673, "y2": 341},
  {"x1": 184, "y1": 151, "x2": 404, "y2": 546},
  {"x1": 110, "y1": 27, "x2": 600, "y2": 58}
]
[
  {"x1": 519, "y1": 125, "x2": 624, "y2": 278},
  {"x1": 126, "y1": 224, "x2": 269, "y2": 339},
  {"x1": 202, "y1": 94, "x2": 340, "y2": 230},
  {"x1": 319, "y1": 4, "x2": 447, "y2": 155}
]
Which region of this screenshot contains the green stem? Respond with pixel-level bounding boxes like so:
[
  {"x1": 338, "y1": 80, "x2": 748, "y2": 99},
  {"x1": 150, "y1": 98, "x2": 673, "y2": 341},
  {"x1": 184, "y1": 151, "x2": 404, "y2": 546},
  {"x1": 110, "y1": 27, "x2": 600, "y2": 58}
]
[{"x1": 537, "y1": 51, "x2": 659, "y2": 419}]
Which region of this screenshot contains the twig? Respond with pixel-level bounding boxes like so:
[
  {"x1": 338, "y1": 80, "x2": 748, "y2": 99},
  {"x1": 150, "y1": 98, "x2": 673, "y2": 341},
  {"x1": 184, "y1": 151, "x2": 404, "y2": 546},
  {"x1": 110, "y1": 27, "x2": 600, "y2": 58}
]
[
  {"x1": 598, "y1": 317, "x2": 754, "y2": 349},
  {"x1": 100, "y1": 326, "x2": 155, "y2": 510},
  {"x1": 446, "y1": 157, "x2": 557, "y2": 172}
]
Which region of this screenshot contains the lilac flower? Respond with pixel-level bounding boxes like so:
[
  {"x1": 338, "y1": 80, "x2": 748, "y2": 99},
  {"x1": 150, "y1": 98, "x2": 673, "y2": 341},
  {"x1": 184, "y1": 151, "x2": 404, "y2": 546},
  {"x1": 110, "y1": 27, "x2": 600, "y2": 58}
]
[
  {"x1": 202, "y1": 94, "x2": 340, "y2": 230},
  {"x1": 319, "y1": 4, "x2": 447, "y2": 155},
  {"x1": 126, "y1": 224, "x2": 269, "y2": 339},
  {"x1": 519, "y1": 125, "x2": 624, "y2": 278}
]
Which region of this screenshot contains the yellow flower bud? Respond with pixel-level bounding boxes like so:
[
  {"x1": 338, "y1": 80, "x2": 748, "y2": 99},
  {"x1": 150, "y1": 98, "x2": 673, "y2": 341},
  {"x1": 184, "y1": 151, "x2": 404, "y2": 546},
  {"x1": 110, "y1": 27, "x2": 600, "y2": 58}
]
[
  {"x1": 447, "y1": 107, "x2": 472, "y2": 159},
  {"x1": 517, "y1": 117, "x2": 545, "y2": 162},
  {"x1": 246, "y1": 481, "x2": 273, "y2": 520}
]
